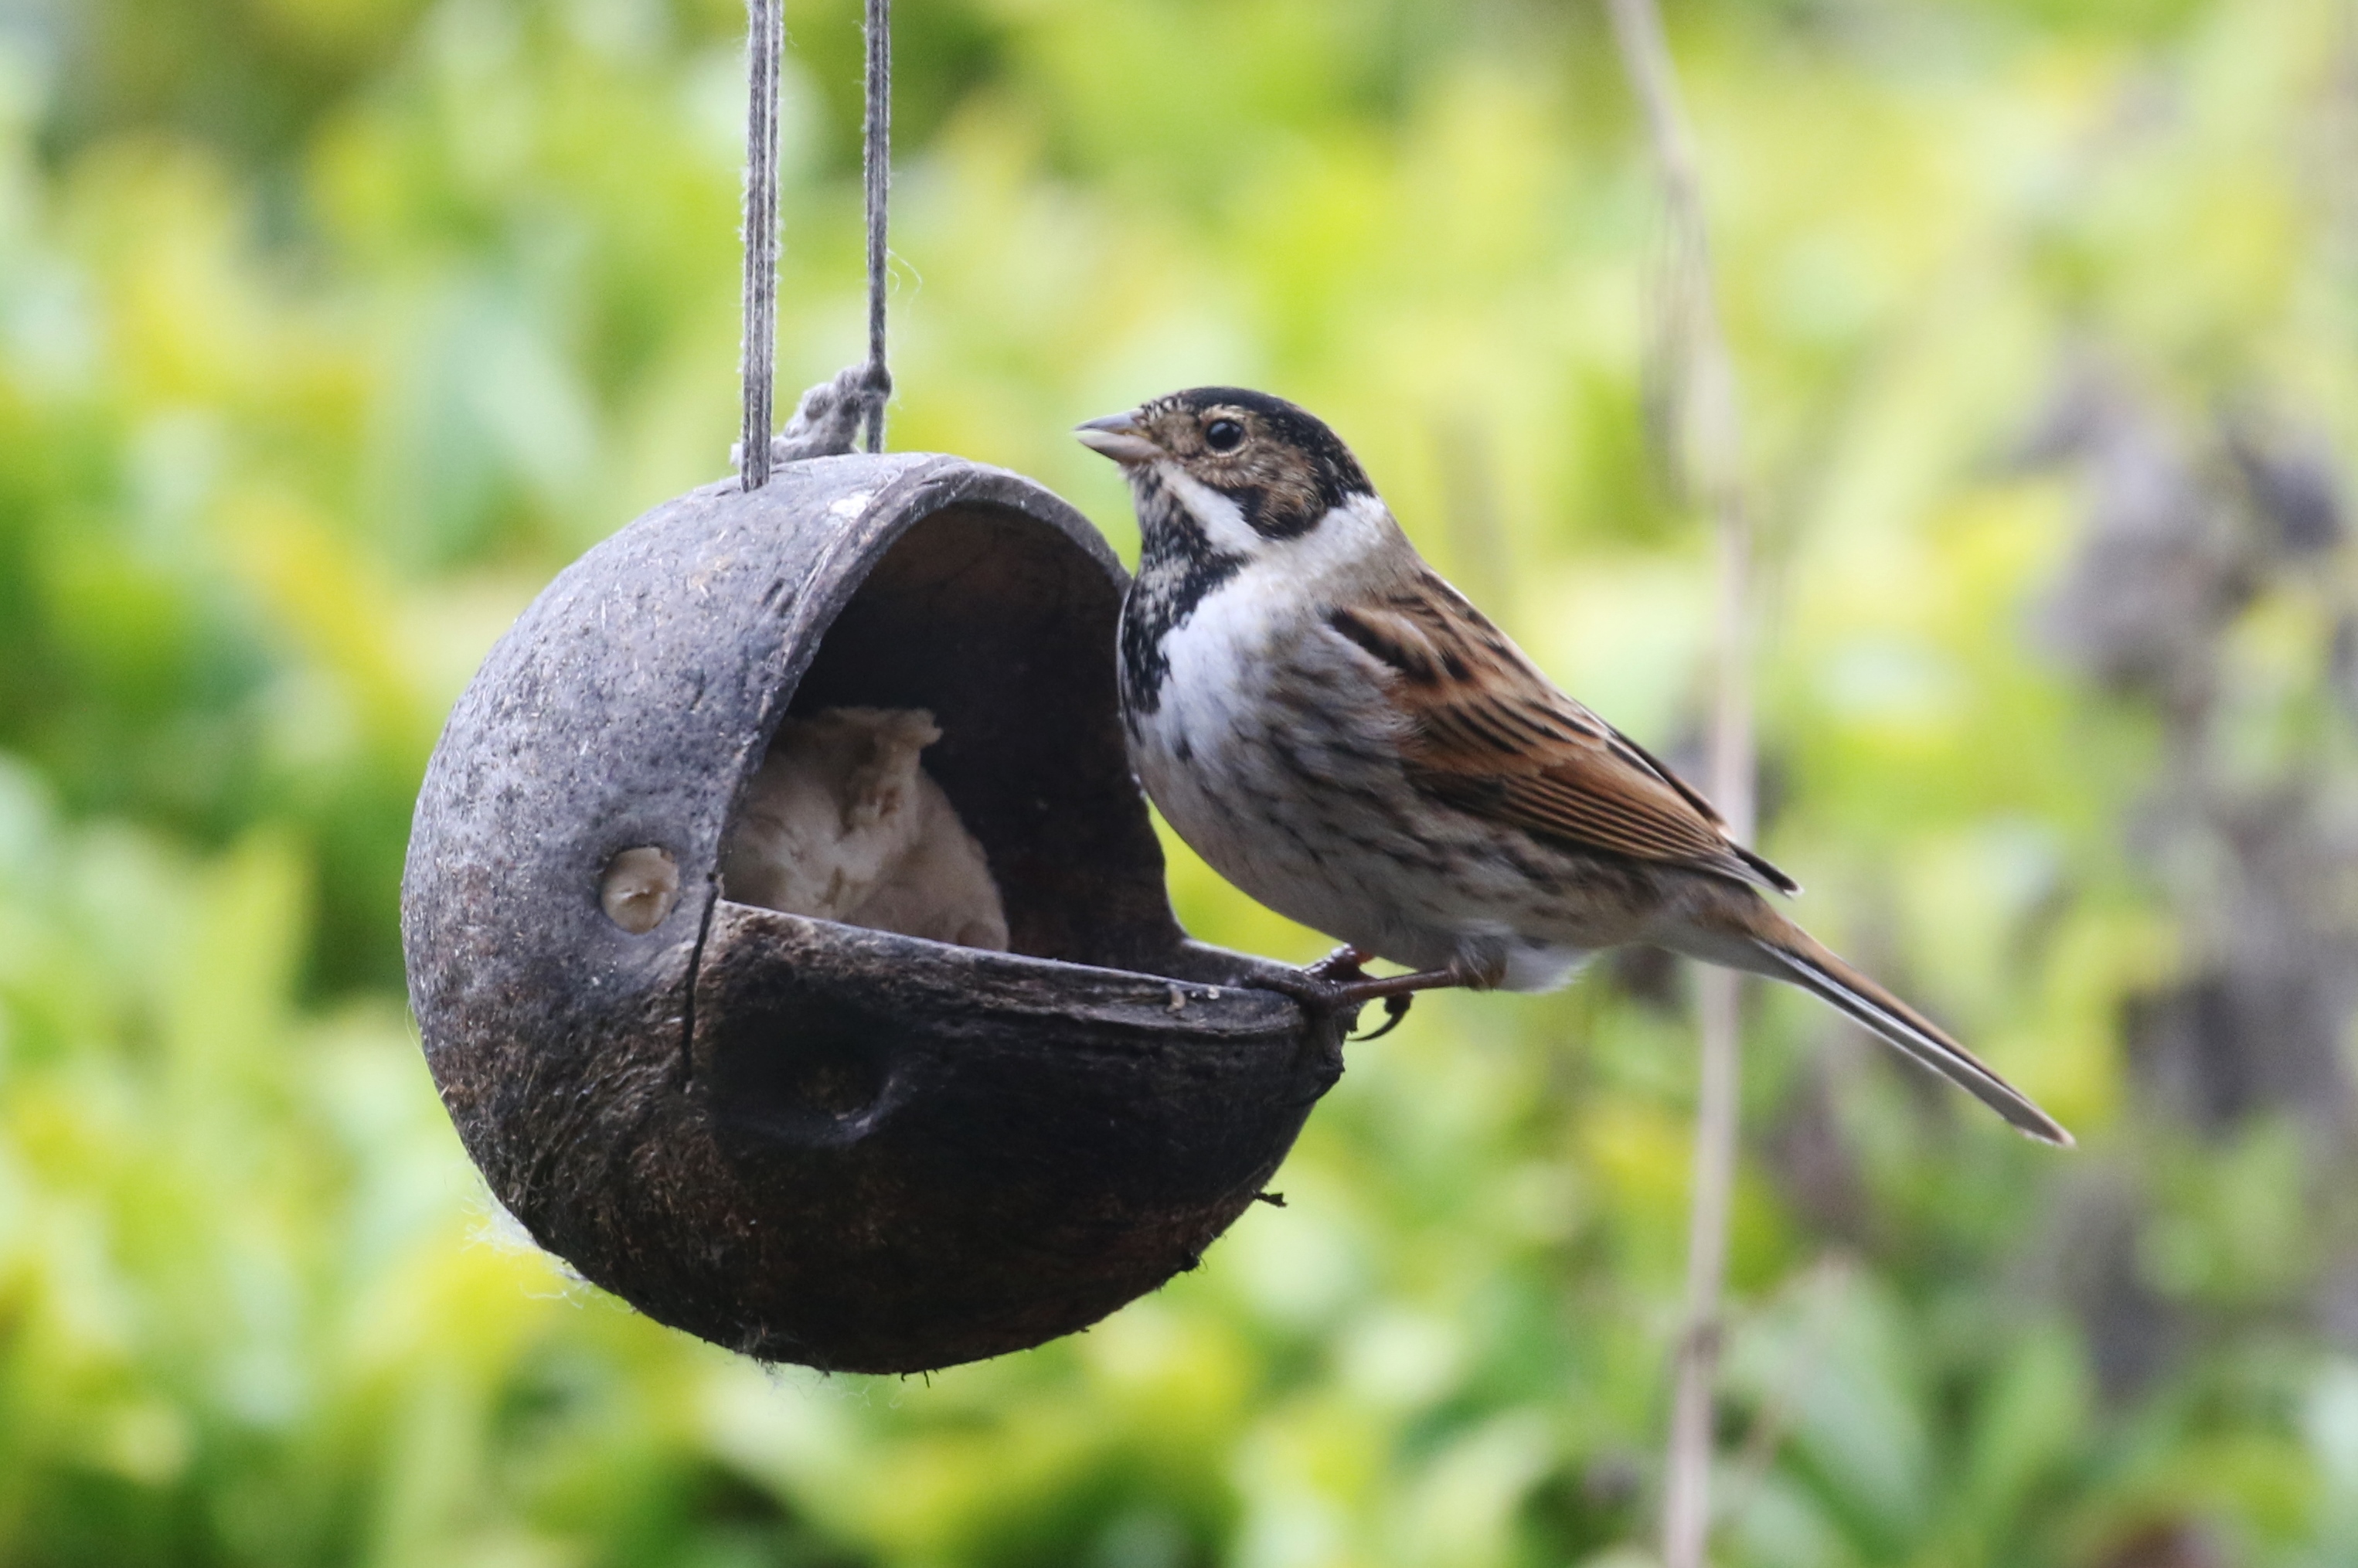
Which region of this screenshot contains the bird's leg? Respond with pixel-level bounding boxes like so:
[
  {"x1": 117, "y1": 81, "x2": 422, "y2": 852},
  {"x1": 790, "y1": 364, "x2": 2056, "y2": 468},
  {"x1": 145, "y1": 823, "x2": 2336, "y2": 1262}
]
[
  {"x1": 1317, "y1": 961, "x2": 1487, "y2": 1008},
  {"x1": 1258, "y1": 951, "x2": 1499, "y2": 1039}
]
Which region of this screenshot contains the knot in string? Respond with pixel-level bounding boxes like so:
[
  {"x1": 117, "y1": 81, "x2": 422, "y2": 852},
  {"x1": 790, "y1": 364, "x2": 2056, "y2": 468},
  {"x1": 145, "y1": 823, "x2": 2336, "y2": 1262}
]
[
  {"x1": 738, "y1": 0, "x2": 893, "y2": 485},
  {"x1": 771, "y1": 361, "x2": 892, "y2": 463}
]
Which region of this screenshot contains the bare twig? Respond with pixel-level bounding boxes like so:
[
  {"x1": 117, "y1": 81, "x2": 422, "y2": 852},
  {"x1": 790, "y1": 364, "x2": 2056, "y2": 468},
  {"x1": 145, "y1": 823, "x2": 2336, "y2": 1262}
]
[{"x1": 1600, "y1": 1, "x2": 1756, "y2": 1563}]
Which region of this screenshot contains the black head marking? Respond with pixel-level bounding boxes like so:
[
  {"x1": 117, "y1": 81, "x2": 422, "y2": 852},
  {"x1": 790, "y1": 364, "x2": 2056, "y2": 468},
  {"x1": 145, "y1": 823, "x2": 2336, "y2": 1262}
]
[
  {"x1": 1130, "y1": 386, "x2": 1374, "y2": 541},
  {"x1": 1110, "y1": 388, "x2": 1376, "y2": 718}
]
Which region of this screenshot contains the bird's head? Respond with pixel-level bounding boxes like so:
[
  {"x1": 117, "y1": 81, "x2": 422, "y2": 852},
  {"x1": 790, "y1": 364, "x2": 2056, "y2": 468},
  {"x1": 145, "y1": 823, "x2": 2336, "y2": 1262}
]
[{"x1": 1076, "y1": 387, "x2": 1377, "y2": 558}]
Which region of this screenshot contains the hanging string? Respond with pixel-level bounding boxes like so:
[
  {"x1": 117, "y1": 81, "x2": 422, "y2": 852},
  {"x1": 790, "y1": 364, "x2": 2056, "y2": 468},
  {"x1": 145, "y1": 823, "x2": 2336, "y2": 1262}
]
[
  {"x1": 738, "y1": 0, "x2": 782, "y2": 490},
  {"x1": 860, "y1": 0, "x2": 893, "y2": 453},
  {"x1": 738, "y1": 0, "x2": 893, "y2": 480}
]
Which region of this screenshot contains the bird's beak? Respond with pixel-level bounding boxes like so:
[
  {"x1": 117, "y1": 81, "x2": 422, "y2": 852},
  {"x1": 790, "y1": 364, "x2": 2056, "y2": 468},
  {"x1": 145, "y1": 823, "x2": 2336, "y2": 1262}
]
[{"x1": 1074, "y1": 410, "x2": 1162, "y2": 465}]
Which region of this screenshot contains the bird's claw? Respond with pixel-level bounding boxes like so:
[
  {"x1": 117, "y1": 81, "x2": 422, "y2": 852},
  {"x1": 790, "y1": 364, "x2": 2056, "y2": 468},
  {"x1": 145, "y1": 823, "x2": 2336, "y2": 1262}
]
[
  {"x1": 1251, "y1": 967, "x2": 1353, "y2": 1012},
  {"x1": 1259, "y1": 947, "x2": 1418, "y2": 1039},
  {"x1": 1353, "y1": 994, "x2": 1412, "y2": 1041},
  {"x1": 1305, "y1": 944, "x2": 1375, "y2": 985}
]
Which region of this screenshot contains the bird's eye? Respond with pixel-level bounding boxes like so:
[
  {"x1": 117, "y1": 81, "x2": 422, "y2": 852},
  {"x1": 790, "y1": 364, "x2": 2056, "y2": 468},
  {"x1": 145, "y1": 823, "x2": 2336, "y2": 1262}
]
[{"x1": 1203, "y1": 417, "x2": 1244, "y2": 452}]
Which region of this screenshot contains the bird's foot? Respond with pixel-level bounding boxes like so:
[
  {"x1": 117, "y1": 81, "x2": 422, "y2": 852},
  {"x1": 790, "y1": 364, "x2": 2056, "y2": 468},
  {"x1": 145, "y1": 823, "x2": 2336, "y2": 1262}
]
[
  {"x1": 1261, "y1": 950, "x2": 1493, "y2": 1041},
  {"x1": 1306, "y1": 944, "x2": 1376, "y2": 985}
]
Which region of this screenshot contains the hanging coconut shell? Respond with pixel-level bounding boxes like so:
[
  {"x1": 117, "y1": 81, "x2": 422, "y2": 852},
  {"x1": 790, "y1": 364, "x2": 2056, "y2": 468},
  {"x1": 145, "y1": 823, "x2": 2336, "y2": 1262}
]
[{"x1": 400, "y1": 453, "x2": 1345, "y2": 1374}]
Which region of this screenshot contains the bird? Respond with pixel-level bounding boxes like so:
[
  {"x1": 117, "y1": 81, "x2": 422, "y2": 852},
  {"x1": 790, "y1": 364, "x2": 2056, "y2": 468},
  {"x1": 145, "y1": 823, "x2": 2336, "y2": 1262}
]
[{"x1": 1076, "y1": 386, "x2": 2070, "y2": 1146}]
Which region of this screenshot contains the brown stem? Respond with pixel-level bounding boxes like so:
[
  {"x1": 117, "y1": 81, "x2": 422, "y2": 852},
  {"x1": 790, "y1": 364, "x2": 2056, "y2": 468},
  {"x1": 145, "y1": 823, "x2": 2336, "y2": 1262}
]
[{"x1": 1601, "y1": 0, "x2": 1757, "y2": 1563}]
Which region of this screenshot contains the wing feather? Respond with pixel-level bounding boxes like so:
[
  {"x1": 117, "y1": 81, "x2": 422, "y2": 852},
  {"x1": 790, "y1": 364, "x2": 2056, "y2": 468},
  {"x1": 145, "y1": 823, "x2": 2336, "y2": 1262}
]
[{"x1": 1326, "y1": 580, "x2": 1798, "y2": 896}]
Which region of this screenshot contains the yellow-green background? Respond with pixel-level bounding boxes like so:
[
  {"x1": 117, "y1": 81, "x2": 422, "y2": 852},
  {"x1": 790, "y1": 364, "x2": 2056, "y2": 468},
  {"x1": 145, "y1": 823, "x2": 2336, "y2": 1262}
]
[{"x1": 4, "y1": 0, "x2": 2354, "y2": 1562}]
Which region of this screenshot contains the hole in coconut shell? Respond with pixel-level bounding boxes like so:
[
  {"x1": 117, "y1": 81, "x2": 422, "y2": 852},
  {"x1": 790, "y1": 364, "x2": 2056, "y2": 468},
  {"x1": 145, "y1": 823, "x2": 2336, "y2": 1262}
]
[
  {"x1": 723, "y1": 502, "x2": 1184, "y2": 974},
  {"x1": 601, "y1": 845, "x2": 680, "y2": 933},
  {"x1": 703, "y1": 977, "x2": 901, "y2": 1148}
]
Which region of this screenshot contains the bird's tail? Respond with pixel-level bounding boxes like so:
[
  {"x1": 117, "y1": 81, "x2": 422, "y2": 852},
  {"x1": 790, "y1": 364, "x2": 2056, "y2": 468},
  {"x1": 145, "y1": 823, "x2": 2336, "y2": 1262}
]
[{"x1": 1730, "y1": 918, "x2": 2072, "y2": 1147}]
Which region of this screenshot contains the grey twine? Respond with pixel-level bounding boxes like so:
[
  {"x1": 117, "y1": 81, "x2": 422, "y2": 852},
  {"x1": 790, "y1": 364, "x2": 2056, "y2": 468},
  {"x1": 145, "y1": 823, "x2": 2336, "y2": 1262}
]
[{"x1": 738, "y1": 0, "x2": 893, "y2": 488}]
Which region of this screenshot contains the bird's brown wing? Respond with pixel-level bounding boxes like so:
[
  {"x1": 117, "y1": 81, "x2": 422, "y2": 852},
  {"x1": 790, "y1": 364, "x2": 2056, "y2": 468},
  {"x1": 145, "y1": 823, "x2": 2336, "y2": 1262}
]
[{"x1": 1325, "y1": 577, "x2": 1798, "y2": 895}]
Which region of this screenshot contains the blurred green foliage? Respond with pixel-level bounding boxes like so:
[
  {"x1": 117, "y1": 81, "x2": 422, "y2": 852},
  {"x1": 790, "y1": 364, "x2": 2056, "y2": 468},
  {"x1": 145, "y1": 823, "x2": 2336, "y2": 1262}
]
[{"x1": 2, "y1": 0, "x2": 2356, "y2": 1563}]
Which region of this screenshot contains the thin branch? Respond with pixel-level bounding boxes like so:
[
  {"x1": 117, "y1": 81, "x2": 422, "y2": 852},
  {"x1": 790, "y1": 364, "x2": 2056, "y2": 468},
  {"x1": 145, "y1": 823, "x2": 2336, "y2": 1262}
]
[{"x1": 1600, "y1": 1, "x2": 1757, "y2": 1564}]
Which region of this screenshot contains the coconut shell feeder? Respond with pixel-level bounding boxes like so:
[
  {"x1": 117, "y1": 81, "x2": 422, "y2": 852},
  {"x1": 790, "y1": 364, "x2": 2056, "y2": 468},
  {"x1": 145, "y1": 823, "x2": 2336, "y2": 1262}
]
[
  {"x1": 399, "y1": 0, "x2": 1346, "y2": 1376},
  {"x1": 402, "y1": 453, "x2": 1344, "y2": 1372}
]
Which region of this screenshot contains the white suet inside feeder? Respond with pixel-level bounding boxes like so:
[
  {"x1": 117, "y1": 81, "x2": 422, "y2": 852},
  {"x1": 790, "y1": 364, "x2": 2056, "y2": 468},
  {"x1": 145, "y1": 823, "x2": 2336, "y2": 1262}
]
[{"x1": 720, "y1": 706, "x2": 1008, "y2": 951}]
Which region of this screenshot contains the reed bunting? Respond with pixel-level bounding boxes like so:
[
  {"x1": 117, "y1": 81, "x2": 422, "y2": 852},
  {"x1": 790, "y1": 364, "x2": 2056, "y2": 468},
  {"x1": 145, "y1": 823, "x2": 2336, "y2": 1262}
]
[{"x1": 1078, "y1": 386, "x2": 2068, "y2": 1145}]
